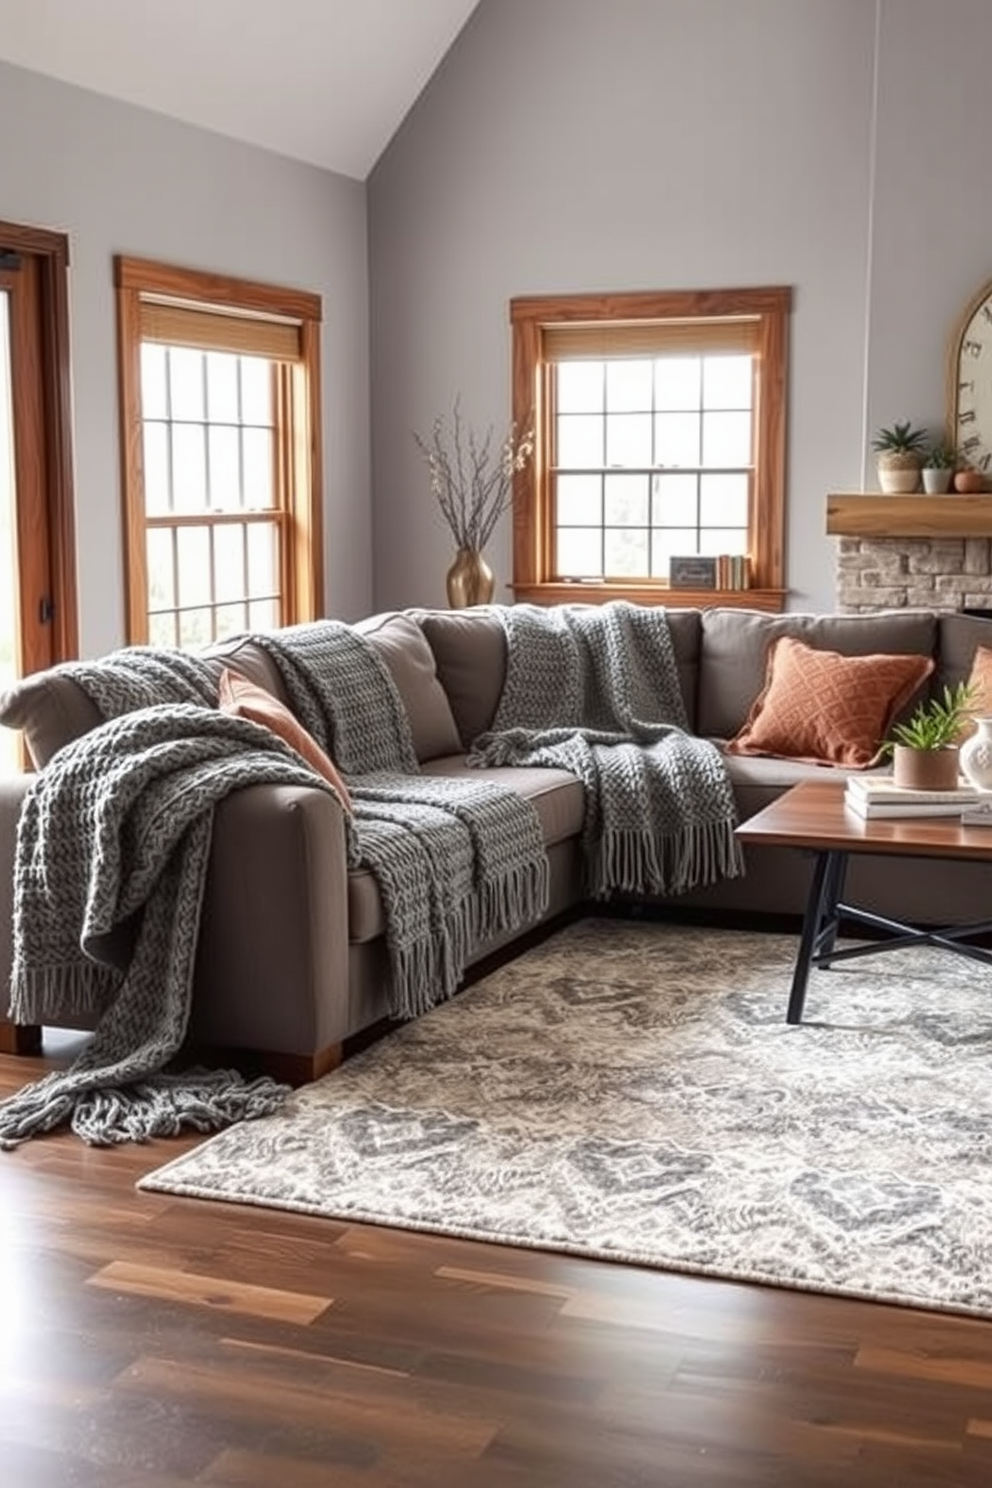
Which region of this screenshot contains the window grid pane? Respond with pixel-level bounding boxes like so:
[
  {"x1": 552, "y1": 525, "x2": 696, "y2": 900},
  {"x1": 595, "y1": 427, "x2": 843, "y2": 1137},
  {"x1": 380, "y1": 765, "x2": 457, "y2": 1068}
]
[
  {"x1": 553, "y1": 351, "x2": 754, "y2": 582},
  {"x1": 140, "y1": 342, "x2": 282, "y2": 645},
  {"x1": 145, "y1": 516, "x2": 283, "y2": 646}
]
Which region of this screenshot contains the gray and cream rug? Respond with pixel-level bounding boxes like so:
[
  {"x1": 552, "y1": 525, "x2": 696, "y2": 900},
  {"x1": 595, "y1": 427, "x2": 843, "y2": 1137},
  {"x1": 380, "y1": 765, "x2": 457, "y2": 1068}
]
[{"x1": 140, "y1": 918, "x2": 992, "y2": 1317}]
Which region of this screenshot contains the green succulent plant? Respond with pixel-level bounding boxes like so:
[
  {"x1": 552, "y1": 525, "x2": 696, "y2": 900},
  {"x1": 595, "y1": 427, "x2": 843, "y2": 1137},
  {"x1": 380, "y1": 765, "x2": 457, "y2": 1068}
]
[
  {"x1": 883, "y1": 681, "x2": 978, "y2": 753},
  {"x1": 871, "y1": 421, "x2": 930, "y2": 455},
  {"x1": 923, "y1": 442, "x2": 959, "y2": 470}
]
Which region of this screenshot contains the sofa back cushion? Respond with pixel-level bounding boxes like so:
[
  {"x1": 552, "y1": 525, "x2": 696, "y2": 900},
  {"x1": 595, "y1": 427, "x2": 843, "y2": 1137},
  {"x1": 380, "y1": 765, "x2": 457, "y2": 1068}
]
[
  {"x1": 936, "y1": 612, "x2": 992, "y2": 696},
  {"x1": 355, "y1": 613, "x2": 463, "y2": 761},
  {"x1": 417, "y1": 605, "x2": 703, "y2": 747},
  {"x1": 662, "y1": 608, "x2": 703, "y2": 727},
  {"x1": 416, "y1": 609, "x2": 508, "y2": 748},
  {"x1": 0, "y1": 671, "x2": 103, "y2": 768},
  {"x1": 205, "y1": 636, "x2": 290, "y2": 701},
  {"x1": 698, "y1": 608, "x2": 937, "y2": 740}
]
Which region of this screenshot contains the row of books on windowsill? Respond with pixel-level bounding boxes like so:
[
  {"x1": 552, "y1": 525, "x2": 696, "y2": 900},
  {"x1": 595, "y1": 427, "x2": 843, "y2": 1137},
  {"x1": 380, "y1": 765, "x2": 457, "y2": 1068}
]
[{"x1": 844, "y1": 773, "x2": 992, "y2": 826}]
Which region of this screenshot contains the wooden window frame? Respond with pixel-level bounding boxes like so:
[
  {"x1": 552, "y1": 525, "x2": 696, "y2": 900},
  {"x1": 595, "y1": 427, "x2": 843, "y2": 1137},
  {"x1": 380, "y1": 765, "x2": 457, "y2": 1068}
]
[
  {"x1": 0, "y1": 219, "x2": 77, "y2": 667},
  {"x1": 114, "y1": 255, "x2": 323, "y2": 644},
  {"x1": 510, "y1": 285, "x2": 791, "y2": 612}
]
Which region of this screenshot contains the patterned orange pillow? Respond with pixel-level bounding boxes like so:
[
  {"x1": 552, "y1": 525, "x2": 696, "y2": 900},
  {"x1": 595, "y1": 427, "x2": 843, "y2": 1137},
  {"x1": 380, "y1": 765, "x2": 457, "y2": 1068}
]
[
  {"x1": 218, "y1": 668, "x2": 352, "y2": 811},
  {"x1": 726, "y1": 637, "x2": 934, "y2": 769}
]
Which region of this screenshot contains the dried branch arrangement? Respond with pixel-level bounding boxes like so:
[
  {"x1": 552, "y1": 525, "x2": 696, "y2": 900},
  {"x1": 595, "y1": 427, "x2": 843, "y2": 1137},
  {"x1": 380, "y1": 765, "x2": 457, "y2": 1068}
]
[{"x1": 414, "y1": 400, "x2": 534, "y2": 551}]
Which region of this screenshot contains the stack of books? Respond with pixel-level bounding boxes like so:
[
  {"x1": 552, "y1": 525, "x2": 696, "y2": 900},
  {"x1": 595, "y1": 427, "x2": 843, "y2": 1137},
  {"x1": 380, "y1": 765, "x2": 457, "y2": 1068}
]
[
  {"x1": 714, "y1": 554, "x2": 751, "y2": 591},
  {"x1": 844, "y1": 775, "x2": 981, "y2": 820}
]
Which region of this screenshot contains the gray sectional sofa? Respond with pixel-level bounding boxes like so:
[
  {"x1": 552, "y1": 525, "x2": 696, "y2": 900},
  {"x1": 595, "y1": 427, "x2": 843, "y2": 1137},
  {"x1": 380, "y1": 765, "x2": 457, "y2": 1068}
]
[{"x1": 3, "y1": 602, "x2": 992, "y2": 1082}]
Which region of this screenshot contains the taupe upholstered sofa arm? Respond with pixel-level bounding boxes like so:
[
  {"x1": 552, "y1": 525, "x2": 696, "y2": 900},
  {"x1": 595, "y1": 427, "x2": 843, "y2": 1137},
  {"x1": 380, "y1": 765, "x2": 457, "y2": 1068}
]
[
  {"x1": 189, "y1": 781, "x2": 352, "y2": 1063},
  {"x1": 0, "y1": 773, "x2": 32, "y2": 1016},
  {"x1": 2, "y1": 774, "x2": 351, "y2": 1068}
]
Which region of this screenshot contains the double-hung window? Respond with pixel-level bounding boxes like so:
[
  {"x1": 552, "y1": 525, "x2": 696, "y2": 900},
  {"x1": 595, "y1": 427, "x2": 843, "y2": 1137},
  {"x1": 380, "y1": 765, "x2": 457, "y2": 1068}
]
[
  {"x1": 510, "y1": 286, "x2": 790, "y2": 610},
  {"x1": 115, "y1": 257, "x2": 323, "y2": 647}
]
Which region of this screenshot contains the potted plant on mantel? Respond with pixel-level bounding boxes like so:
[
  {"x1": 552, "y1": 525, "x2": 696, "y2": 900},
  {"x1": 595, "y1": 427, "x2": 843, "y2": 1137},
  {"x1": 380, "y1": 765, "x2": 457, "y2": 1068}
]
[
  {"x1": 872, "y1": 420, "x2": 929, "y2": 493},
  {"x1": 882, "y1": 681, "x2": 977, "y2": 790},
  {"x1": 921, "y1": 441, "x2": 959, "y2": 494}
]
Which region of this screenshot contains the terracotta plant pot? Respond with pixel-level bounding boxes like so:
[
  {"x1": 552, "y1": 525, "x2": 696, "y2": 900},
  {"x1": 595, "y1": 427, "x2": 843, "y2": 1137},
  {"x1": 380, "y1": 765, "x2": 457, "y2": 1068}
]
[
  {"x1": 891, "y1": 744, "x2": 961, "y2": 791},
  {"x1": 954, "y1": 469, "x2": 986, "y2": 493}
]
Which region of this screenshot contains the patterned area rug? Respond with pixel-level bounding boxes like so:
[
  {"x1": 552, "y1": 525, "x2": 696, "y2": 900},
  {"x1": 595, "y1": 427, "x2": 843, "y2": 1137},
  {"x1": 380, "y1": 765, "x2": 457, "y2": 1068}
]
[{"x1": 140, "y1": 918, "x2": 992, "y2": 1317}]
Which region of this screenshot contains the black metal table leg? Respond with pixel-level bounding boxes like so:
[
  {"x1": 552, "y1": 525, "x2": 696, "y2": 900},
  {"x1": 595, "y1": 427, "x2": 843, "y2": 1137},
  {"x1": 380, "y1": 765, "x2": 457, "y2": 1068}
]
[
  {"x1": 817, "y1": 850, "x2": 848, "y2": 961},
  {"x1": 786, "y1": 850, "x2": 846, "y2": 1025}
]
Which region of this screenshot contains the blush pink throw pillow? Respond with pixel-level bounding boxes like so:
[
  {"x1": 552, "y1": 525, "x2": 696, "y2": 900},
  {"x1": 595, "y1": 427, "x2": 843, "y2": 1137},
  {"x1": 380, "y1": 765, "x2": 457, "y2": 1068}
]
[{"x1": 218, "y1": 667, "x2": 352, "y2": 811}]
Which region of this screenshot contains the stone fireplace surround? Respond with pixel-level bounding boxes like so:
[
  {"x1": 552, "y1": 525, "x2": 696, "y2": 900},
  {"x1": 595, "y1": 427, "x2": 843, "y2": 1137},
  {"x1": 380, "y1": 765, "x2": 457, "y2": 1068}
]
[{"x1": 836, "y1": 536, "x2": 992, "y2": 614}]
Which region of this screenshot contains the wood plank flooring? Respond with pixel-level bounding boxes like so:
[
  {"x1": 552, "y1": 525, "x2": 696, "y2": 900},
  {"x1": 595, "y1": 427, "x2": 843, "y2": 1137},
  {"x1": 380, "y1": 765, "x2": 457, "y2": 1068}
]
[{"x1": 3, "y1": 1040, "x2": 992, "y2": 1487}]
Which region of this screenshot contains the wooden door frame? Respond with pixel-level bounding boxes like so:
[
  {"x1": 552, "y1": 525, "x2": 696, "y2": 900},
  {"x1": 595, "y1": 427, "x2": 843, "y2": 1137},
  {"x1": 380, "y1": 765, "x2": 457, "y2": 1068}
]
[{"x1": 0, "y1": 219, "x2": 77, "y2": 665}]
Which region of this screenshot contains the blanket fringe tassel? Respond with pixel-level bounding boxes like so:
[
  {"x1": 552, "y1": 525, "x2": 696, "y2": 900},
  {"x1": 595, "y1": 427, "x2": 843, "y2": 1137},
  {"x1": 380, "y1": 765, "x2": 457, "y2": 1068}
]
[
  {"x1": 0, "y1": 1066, "x2": 291, "y2": 1150},
  {"x1": 589, "y1": 822, "x2": 744, "y2": 900}
]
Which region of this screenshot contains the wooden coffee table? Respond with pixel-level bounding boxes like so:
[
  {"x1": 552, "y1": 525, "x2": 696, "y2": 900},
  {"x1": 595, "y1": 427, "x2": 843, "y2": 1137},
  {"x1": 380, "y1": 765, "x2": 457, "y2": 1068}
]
[{"x1": 736, "y1": 778, "x2": 992, "y2": 1024}]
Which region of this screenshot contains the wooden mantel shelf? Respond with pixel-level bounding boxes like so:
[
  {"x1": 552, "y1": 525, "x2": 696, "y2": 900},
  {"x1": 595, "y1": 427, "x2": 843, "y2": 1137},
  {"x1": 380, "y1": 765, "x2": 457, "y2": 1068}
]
[{"x1": 826, "y1": 493, "x2": 992, "y2": 538}]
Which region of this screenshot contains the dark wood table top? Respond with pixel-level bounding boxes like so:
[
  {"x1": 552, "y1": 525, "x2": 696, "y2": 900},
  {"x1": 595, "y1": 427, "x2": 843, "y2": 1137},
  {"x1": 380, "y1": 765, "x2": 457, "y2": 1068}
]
[{"x1": 736, "y1": 778, "x2": 992, "y2": 862}]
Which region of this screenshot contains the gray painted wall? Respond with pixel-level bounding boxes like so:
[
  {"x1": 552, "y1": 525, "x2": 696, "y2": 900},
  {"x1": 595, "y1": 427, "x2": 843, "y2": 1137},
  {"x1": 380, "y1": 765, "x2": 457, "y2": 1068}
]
[
  {"x1": 368, "y1": 0, "x2": 984, "y2": 615},
  {"x1": 0, "y1": 58, "x2": 371, "y2": 656}
]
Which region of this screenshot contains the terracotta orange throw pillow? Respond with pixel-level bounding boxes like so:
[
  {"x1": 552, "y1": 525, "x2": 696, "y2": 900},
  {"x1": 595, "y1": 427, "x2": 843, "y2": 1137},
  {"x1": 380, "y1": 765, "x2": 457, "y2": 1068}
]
[
  {"x1": 217, "y1": 668, "x2": 352, "y2": 810},
  {"x1": 726, "y1": 637, "x2": 934, "y2": 769}
]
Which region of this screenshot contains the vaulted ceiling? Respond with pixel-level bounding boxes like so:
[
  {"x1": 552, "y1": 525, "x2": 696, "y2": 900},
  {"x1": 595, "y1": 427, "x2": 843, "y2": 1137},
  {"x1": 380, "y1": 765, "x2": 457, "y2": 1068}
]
[{"x1": 0, "y1": 0, "x2": 480, "y2": 179}]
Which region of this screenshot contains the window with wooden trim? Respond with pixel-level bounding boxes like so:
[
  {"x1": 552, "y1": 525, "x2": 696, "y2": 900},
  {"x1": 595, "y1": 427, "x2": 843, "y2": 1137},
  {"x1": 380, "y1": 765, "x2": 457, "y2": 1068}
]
[
  {"x1": 115, "y1": 257, "x2": 323, "y2": 648},
  {"x1": 510, "y1": 286, "x2": 791, "y2": 611}
]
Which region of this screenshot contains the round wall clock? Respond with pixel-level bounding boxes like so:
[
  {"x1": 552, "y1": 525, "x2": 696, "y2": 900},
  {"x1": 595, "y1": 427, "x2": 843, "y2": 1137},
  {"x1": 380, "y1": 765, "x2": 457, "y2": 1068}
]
[{"x1": 950, "y1": 277, "x2": 992, "y2": 473}]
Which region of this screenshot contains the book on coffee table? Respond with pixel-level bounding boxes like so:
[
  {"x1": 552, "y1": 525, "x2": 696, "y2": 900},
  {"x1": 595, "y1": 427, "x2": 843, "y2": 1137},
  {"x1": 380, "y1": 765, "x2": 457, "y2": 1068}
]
[
  {"x1": 960, "y1": 801, "x2": 992, "y2": 826},
  {"x1": 844, "y1": 777, "x2": 980, "y2": 818},
  {"x1": 846, "y1": 776, "x2": 977, "y2": 802}
]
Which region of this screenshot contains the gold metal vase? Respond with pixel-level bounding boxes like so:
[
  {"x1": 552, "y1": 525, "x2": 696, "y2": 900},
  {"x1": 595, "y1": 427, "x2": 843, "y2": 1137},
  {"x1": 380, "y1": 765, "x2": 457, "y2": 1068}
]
[{"x1": 445, "y1": 548, "x2": 495, "y2": 609}]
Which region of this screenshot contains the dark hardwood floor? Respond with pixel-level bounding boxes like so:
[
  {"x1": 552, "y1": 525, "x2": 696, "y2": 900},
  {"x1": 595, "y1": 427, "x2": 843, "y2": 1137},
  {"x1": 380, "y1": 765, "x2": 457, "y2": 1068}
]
[{"x1": 3, "y1": 1037, "x2": 992, "y2": 1487}]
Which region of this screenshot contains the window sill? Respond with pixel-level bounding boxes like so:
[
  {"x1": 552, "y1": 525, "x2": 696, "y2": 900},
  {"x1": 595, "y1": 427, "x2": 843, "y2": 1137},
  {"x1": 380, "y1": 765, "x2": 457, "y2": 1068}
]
[{"x1": 509, "y1": 582, "x2": 787, "y2": 612}]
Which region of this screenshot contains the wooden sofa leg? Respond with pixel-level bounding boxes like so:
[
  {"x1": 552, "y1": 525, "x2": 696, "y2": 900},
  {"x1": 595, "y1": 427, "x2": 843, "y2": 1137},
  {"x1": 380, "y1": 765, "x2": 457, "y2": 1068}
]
[
  {"x1": 252, "y1": 1043, "x2": 344, "y2": 1088},
  {"x1": 0, "y1": 1020, "x2": 43, "y2": 1056}
]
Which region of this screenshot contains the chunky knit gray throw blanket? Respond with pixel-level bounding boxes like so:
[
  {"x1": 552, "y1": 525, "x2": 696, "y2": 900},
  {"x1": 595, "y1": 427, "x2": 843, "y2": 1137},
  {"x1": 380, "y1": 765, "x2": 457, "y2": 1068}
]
[
  {"x1": 0, "y1": 647, "x2": 338, "y2": 1149},
  {"x1": 0, "y1": 629, "x2": 549, "y2": 1147},
  {"x1": 468, "y1": 603, "x2": 743, "y2": 899},
  {"x1": 248, "y1": 622, "x2": 549, "y2": 1011}
]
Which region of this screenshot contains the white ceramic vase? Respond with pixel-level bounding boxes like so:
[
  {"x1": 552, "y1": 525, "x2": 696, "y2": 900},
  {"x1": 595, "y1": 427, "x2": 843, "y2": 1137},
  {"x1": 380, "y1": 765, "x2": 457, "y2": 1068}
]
[{"x1": 959, "y1": 716, "x2": 992, "y2": 792}]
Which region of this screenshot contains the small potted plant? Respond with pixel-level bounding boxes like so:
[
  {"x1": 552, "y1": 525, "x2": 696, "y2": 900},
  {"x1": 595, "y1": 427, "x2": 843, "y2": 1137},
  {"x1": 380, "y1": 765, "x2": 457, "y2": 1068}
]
[
  {"x1": 871, "y1": 420, "x2": 929, "y2": 493},
  {"x1": 921, "y1": 441, "x2": 959, "y2": 494},
  {"x1": 954, "y1": 463, "x2": 987, "y2": 494},
  {"x1": 882, "y1": 681, "x2": 977, "y2": 789}
]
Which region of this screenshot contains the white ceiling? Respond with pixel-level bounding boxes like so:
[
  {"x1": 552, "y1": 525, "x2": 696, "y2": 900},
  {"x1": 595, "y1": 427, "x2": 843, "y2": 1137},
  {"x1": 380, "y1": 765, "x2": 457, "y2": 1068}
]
[{"x1": 0, "y1": 0, "x2": 480, "y2": 180}]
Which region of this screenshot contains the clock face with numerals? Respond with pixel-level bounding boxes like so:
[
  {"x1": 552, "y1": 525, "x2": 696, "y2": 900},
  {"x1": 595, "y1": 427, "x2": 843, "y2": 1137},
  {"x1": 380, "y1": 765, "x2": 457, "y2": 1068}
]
[{"x1": 952, "y1": 278, "x2": 992, "y2": 472}]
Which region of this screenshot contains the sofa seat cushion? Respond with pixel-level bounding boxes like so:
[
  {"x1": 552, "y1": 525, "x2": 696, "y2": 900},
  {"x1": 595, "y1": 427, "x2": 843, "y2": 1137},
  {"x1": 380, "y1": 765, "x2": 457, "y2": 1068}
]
[
  {"x1": 346, "y1": 760, "x2": 585, "y2": 943},
  {"x1": 720, "y1": 747, "x2": 887, "y2": 821}
]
